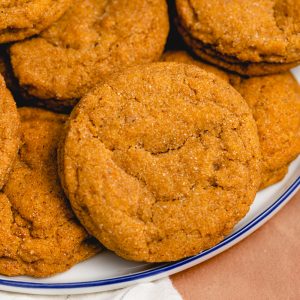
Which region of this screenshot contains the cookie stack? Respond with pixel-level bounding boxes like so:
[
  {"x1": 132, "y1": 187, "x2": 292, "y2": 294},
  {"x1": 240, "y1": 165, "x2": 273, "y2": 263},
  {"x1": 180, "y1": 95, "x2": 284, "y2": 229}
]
[{"x1": 0, "y1": 0, "x2": 299, "y2": 277}]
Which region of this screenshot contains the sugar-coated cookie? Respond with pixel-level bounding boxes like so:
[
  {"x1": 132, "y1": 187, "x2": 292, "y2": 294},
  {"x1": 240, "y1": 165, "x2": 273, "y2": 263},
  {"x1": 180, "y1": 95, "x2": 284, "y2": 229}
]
[
  {"x1": 59, "y1": 63, "x2": 261, "y2": 262},
  {"x1": 0, "y1": 0, "x2": 73, "y2": 43},
  {"x1": 176, "y1": 0, "x2": 300, "y2": 75},
  {"x1": 0, "y1": 108, "x2": 101, "y2": 277},
  {"x1": 10, "y1": 0, "x2": 169, "y2": 109}
]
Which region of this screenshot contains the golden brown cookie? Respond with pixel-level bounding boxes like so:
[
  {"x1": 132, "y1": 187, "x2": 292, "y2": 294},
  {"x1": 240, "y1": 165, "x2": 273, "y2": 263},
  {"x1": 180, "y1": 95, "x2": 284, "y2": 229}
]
[
  {"x1": 233, "y1": 73, "x2": 300, "y2": 189},
  {"x1": 10, "y1": 0, "x2": 169, "y2": 108},
  {"x1": 162, "y1": 51, "x2": 300, "y2": 188},
  {"x1": 0, "y1": 48, "x2": 75, "y2": 113},
  {"x1": 0, "y1": 0, "x2": 73, "y2": 43},
  {"x1": 176, "y1": 0, "x2": 300, "y2": 76},
  {"x1": 161, "y1": 51, "x2": 230, "y2": 82},
  {"x1": 0, "y1": 108, "x2": 100, "y2": 277},
  {"x1": 177, "y1": 24, "x2": 299, "y2": 76},
  {"x1": 0, "y1": 74, "x2": 20, "y2": 189},
  {"x1": 59, "y1": 63, "x2": 261, "y2": 262}
]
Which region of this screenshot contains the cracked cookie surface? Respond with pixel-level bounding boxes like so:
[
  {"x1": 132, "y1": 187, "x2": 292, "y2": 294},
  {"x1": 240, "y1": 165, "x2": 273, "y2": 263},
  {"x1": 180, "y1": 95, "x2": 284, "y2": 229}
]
[
  {"x1": 0, "y1": 108, "x2": 100, "y2": 277},
  {"x1": 176, "y1": 0, "x2": 300, "y2": 75},
  {"x1": 233, "y1": 72, "x2": 300, "y2": 189},
  {"x1": 163, "y1": 51, "x2": 300, "y2": 188},
  {"x1": 0, "y1": 0, "x2": 73, "y2": 43},
  {"x1": 59, "y1": 63, "x2": 261, "y2": 262},
  {"x1": 10, "y1": 0, "x2": 169, "y2": 108},
  {"x1": 0, "y1": 74, "x2": 20, "y2": 189}
]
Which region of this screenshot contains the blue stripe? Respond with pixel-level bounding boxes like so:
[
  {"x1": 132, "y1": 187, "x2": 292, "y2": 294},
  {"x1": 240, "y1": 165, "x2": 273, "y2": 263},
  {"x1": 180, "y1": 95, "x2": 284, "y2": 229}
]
[{"x1": 0, "y1": 176, "x2": 299, "y2": 289}]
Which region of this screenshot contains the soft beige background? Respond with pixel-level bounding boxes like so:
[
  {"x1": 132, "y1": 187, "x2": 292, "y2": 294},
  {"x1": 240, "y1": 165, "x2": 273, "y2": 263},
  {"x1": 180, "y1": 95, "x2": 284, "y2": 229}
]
[{"x1": 172, "y1": 191, "x2": 300, "y2": 299}]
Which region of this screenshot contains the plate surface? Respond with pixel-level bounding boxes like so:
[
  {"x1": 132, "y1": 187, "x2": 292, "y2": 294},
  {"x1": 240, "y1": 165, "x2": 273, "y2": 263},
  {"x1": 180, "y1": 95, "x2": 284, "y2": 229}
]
[{"x1": 1, "y1": 67, "x2": 299, "y2": 295}]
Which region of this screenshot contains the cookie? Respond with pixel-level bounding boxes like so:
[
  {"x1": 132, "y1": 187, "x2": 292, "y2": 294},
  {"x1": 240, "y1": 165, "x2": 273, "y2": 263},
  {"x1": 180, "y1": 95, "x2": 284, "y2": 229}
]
[
  {"x1": 0, "y1": 47, "x2": 74, "y2": 113},
  {"x1": 0, "y1": 74, "x2": 20, "y2": 189},
  {"x1": 177, "y1": 24, "x2": 299, "y2": 76},
  {"x1": 9, "y1": 0, "x2": 169, "y2": 108},
  {"x1": 59, "y1": 63, "x2": 261, "y2": 262},
  {"x1": 161, "y1": 51, "x2": 230, "y2": 82},
  {"x1": 176, "y1": 0, "x2": 300, "y2": 76},
  {"x1": 233, "y1": 73, "x2": 300, "y2": 189},
  {"x1": 163, "y1": 51, "x2": 300, "y2": 188},
  {"x1": 0, "y1": 0, "x2": 73, "y2": 43},
  {"x1": 0, "y1": 108, "x2": 100, "y2": 277}
]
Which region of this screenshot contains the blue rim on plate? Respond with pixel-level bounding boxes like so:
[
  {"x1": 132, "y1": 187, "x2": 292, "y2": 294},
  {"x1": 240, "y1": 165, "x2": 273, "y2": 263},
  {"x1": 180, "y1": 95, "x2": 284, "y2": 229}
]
[{"x1": 0, "y1": 176, "x2": 299, "y2": 289}]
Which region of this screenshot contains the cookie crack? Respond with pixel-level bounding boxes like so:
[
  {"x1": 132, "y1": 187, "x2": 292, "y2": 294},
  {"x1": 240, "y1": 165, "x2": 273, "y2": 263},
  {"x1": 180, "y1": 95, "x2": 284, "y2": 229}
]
[
  {"x1": 3, "y1": 192, "x2": 88, "y2": 268},
  {"x1": 144, "y1": 134, "x2": 192, "y2": 156},
  {"x1": 185, "y1": 0, "x2": 199, "y2": 25}
]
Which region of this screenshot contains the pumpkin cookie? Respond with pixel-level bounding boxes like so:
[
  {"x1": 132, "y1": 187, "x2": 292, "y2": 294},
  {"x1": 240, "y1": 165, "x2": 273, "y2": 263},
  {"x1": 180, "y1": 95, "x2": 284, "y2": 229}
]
[
  {"x1": 163, "y1": 51, "x2": 300, "y2": 188},
  {"x1": 10, "y1": 0, "x2": 169, "y2": 109},
  {"x1": 233, "y1": 73, "x2": 300, "y2": 189},
  {"x1": 176, "y1": 0, "x2": 300, "y2": 76},
  {"x1": 0, "y1": 75, "x2": 20, "y2": 189},
  {"x1": 0, "y1": 108, "x2": 100, "y2": 277},
  {"x1": 0, "y1": 0, "x2": 73, "y2": 43},
  {"x1": 162, "y1": 51, "x2": 230, "y2": 82},
  {"x1": 0, "y1": 48, "x2": 74, "y2": 113},
  {"x1": 59, "y1": 63, "x2": 261, "y2": 262}
]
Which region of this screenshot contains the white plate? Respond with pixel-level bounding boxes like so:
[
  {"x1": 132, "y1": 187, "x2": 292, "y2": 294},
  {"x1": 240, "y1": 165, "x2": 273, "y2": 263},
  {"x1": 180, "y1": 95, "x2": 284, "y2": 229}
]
[{"x1": 1, "y1": 67, "x2": 299, "y2": 295}]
